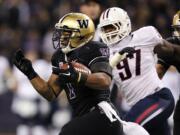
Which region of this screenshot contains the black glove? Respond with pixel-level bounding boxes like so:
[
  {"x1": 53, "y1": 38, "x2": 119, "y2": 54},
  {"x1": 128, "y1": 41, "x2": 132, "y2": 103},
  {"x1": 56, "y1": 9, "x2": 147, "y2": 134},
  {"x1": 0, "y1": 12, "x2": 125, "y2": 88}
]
[
  {"x1": 12, "y1": 50, "x2": 37, "y2": 80},
  {"x1": 58, "y1": 62, "x2": 88, "y2": 85},
  {"x1": 119, "y1": 47, "x2": 135, "y2": 57}
]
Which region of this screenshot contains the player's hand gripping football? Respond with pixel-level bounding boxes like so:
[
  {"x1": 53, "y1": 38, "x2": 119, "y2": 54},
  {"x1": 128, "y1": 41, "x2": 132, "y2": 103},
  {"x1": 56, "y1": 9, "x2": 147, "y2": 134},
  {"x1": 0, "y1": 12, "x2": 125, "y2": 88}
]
[
  {"x1": 58, "y1": 62, "x2": 87, "y2": 85},
  {"x1": 12, "y1": 49, "x2": 37, "y2": 80},
  {"x1": 110, "y1": 47, "x2": 135, "y2": 67}
]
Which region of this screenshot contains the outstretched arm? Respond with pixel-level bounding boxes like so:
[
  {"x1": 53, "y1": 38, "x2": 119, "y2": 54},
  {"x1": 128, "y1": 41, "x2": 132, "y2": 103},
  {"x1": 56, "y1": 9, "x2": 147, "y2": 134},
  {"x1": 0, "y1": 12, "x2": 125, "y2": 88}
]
[
  {"x1": 30, "y1": 74, "x2": 62, "y2": 101},
  {"x1": 13, "y1": 50, "x2": 62, "y2": 101}
]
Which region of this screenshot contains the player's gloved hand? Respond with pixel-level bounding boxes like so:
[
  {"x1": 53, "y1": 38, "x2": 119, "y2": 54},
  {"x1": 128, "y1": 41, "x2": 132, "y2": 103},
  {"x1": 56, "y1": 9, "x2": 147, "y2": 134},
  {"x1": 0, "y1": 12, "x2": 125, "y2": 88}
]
[
  {"x1": 110, "y1": 47, "x2": 135, "y2": 67},
  {"x1": 119, "y1": 47, "x2": 135, "y2": 57},
  {"x1": 58, "y1": 62, "x2": 87, "y2": 85},
  {"x1": 12, "y1": 49, "x2": 37, "y2": 80}
]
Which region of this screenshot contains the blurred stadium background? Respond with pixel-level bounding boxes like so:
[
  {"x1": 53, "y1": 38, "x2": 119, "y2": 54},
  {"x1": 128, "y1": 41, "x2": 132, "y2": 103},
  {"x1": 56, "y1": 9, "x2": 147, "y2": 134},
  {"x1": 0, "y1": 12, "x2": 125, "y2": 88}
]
[{"x1": 0, "y1": 0, "x2": 179, "y2": 135}]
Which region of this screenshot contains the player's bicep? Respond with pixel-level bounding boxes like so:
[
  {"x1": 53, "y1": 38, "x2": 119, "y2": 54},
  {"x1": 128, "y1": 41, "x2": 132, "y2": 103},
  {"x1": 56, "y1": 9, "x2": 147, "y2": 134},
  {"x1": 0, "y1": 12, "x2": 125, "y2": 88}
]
[
  {"x1": 154, "y1": 39, "x2": 174, "y2": 59},
  {"x1": 154, "y1": 40, "x2": 180, "y2": 77},
  {"x1": 85, "y1": 72, "x2": 112, "y2": 90}
]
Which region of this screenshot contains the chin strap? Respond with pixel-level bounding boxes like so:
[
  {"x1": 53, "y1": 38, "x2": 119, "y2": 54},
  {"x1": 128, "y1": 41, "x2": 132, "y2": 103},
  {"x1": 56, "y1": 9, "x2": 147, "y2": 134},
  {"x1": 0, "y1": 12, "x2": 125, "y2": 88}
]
[{"x1": 62, "y1": 44, "x2": 73, "y2": 54}]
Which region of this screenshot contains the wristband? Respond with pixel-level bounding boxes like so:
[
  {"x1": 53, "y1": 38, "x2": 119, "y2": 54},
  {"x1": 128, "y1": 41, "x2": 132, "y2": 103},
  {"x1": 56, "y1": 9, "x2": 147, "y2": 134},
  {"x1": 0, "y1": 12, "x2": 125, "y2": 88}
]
[{"x1": 27, "y1": 70, "x2": 38, "y2": 80}]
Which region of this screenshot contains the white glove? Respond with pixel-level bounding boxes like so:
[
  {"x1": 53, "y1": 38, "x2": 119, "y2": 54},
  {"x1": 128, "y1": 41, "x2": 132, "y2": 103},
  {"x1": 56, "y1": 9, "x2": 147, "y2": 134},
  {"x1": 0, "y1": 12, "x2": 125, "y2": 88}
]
[
  {"x1": 98, "y1": 101, "x2": 149, "y2": 135},
  {"x1": 122, "y1": 121, "x2": 149, "y2": 135}
]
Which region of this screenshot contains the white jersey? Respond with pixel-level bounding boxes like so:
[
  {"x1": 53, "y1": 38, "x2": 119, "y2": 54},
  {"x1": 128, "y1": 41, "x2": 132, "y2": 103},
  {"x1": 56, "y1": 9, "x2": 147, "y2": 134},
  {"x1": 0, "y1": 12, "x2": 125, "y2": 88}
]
[
  {"x1": 162, "y1": 68, "x2": 180, "y2": 103},
  {"x1": 110, "y1": 26, "x2": 164, "y2": 106}
]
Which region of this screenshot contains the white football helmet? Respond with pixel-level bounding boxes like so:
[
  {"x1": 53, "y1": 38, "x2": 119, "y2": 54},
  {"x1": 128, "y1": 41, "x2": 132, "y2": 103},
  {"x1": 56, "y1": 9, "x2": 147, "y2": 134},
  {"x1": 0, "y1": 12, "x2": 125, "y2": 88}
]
[{"x1": 98, "y1": 7, "x2": 131, "y2": 45}]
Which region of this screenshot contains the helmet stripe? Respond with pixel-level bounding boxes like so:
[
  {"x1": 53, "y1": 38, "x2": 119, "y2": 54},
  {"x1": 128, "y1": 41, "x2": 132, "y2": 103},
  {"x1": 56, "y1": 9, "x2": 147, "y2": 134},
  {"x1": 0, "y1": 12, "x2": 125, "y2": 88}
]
[
  {"x1": 60, "y1": 15, "x2": 68, "y2": 23},
  {"x1": 102, "y1": 8, "x2": 110, "y2": 19},
  {"x1": 102, "y1": 11, "x2": 106, "y2": 19},
  {"x1": 106, "y1": 8, "x2": 111, "y2": 18}
]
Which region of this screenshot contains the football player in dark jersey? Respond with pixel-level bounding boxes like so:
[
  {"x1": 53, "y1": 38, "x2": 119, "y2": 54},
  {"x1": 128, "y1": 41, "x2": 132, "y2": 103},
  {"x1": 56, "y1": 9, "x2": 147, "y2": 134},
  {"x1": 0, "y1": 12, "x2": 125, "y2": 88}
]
[
  {"x1": 156, "y1": 10, "x2": 180, "y2": 77},
  {"x1": 12, "y1": 13, "x2": 124, "y2": 135},
  {"x1": 166, "y1": 11, "x2": 180, "y2": 45},
  {"x1": 156, "y1": 10, "x2": 180, "y2": 135}
]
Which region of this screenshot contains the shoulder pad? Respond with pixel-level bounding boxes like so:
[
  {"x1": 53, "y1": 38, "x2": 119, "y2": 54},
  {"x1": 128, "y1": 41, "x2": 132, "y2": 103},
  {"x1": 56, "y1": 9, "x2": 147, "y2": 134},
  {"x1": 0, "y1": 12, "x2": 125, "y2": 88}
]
[
  {"x1": 132, "y1": 26, "x2": 163, "y2": 47},
  {"x1": 91, "y1": 41, "x2": 109, "y2": 56}
]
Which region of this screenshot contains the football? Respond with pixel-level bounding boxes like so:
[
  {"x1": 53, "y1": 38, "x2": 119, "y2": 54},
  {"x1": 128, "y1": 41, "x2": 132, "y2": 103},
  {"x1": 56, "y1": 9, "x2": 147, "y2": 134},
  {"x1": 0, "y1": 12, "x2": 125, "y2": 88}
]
[{"x1": 71, "y1": 61, "x2": 91, "y2": 74}]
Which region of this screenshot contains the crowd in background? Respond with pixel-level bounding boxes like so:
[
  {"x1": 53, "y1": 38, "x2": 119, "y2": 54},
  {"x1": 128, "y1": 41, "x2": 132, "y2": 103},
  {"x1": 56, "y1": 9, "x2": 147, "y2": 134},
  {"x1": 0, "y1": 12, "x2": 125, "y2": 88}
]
[
  {"x1": 0, "y1": 0, "x2": 179, "y2": 59},
  {"x1": 0, "y1": 0, "x2": 179, "y2": 135}
]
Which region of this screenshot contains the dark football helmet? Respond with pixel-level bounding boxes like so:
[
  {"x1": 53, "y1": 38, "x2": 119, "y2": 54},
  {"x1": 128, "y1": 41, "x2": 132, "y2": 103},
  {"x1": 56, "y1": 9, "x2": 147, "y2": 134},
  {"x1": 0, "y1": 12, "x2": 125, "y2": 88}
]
[{"x1": 172, "y1": 10, "x2": 180, "y2": 38}]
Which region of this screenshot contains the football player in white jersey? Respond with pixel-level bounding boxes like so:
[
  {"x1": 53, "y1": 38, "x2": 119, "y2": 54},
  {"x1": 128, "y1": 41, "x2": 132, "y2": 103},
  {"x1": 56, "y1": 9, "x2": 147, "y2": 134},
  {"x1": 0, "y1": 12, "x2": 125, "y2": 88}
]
[{"x1": 98, "y1": 7, "x2": 178, "y2": 135}]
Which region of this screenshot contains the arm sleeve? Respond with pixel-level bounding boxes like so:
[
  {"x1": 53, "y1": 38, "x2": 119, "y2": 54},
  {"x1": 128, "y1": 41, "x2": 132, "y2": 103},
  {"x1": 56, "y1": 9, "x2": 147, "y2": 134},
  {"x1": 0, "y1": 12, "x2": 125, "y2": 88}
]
[
  {"x1": 87, "y1": 43, "x2": 112, "y2": 78},
  {"x1": 89, "y1": 56, "x2": 112, "y2": 78},
  {"x1": 80, "y1": 41, "x2": 112, "y2": 76}
]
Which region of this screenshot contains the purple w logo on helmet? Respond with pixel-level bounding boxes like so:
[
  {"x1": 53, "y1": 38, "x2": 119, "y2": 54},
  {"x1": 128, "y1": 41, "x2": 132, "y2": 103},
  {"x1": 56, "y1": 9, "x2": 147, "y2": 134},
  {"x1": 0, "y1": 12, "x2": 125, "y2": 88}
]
[{"x1": 77, "y1": 19, "x2": 89, "y2": 28}]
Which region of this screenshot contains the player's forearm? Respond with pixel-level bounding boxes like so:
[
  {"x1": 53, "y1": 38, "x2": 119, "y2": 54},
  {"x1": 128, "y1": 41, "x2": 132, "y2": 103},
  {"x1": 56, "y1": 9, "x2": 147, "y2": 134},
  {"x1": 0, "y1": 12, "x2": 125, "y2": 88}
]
[
  {"x1": 173, "y1": 45, "x2": 180, "y2": 64},
  {"x1": 159, "y1": 40, "x2": 180, "y2": 63},
  {"x1": 30, "y1": 76, "x2": 56, "y2": 101},
  {"x1": 85, "y1": 72, "x2": 111, "y2": 90}
]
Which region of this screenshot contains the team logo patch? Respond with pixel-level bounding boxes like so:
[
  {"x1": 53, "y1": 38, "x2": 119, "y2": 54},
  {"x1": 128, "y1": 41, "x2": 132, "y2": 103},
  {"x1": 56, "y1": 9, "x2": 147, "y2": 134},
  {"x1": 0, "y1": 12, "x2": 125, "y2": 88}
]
[
  {"x1": 77, "y1": 19, "x2": 89, "y2": 28},
  {"x1": 100, "y1": 48, "x2": 110, "y2": 56}
]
